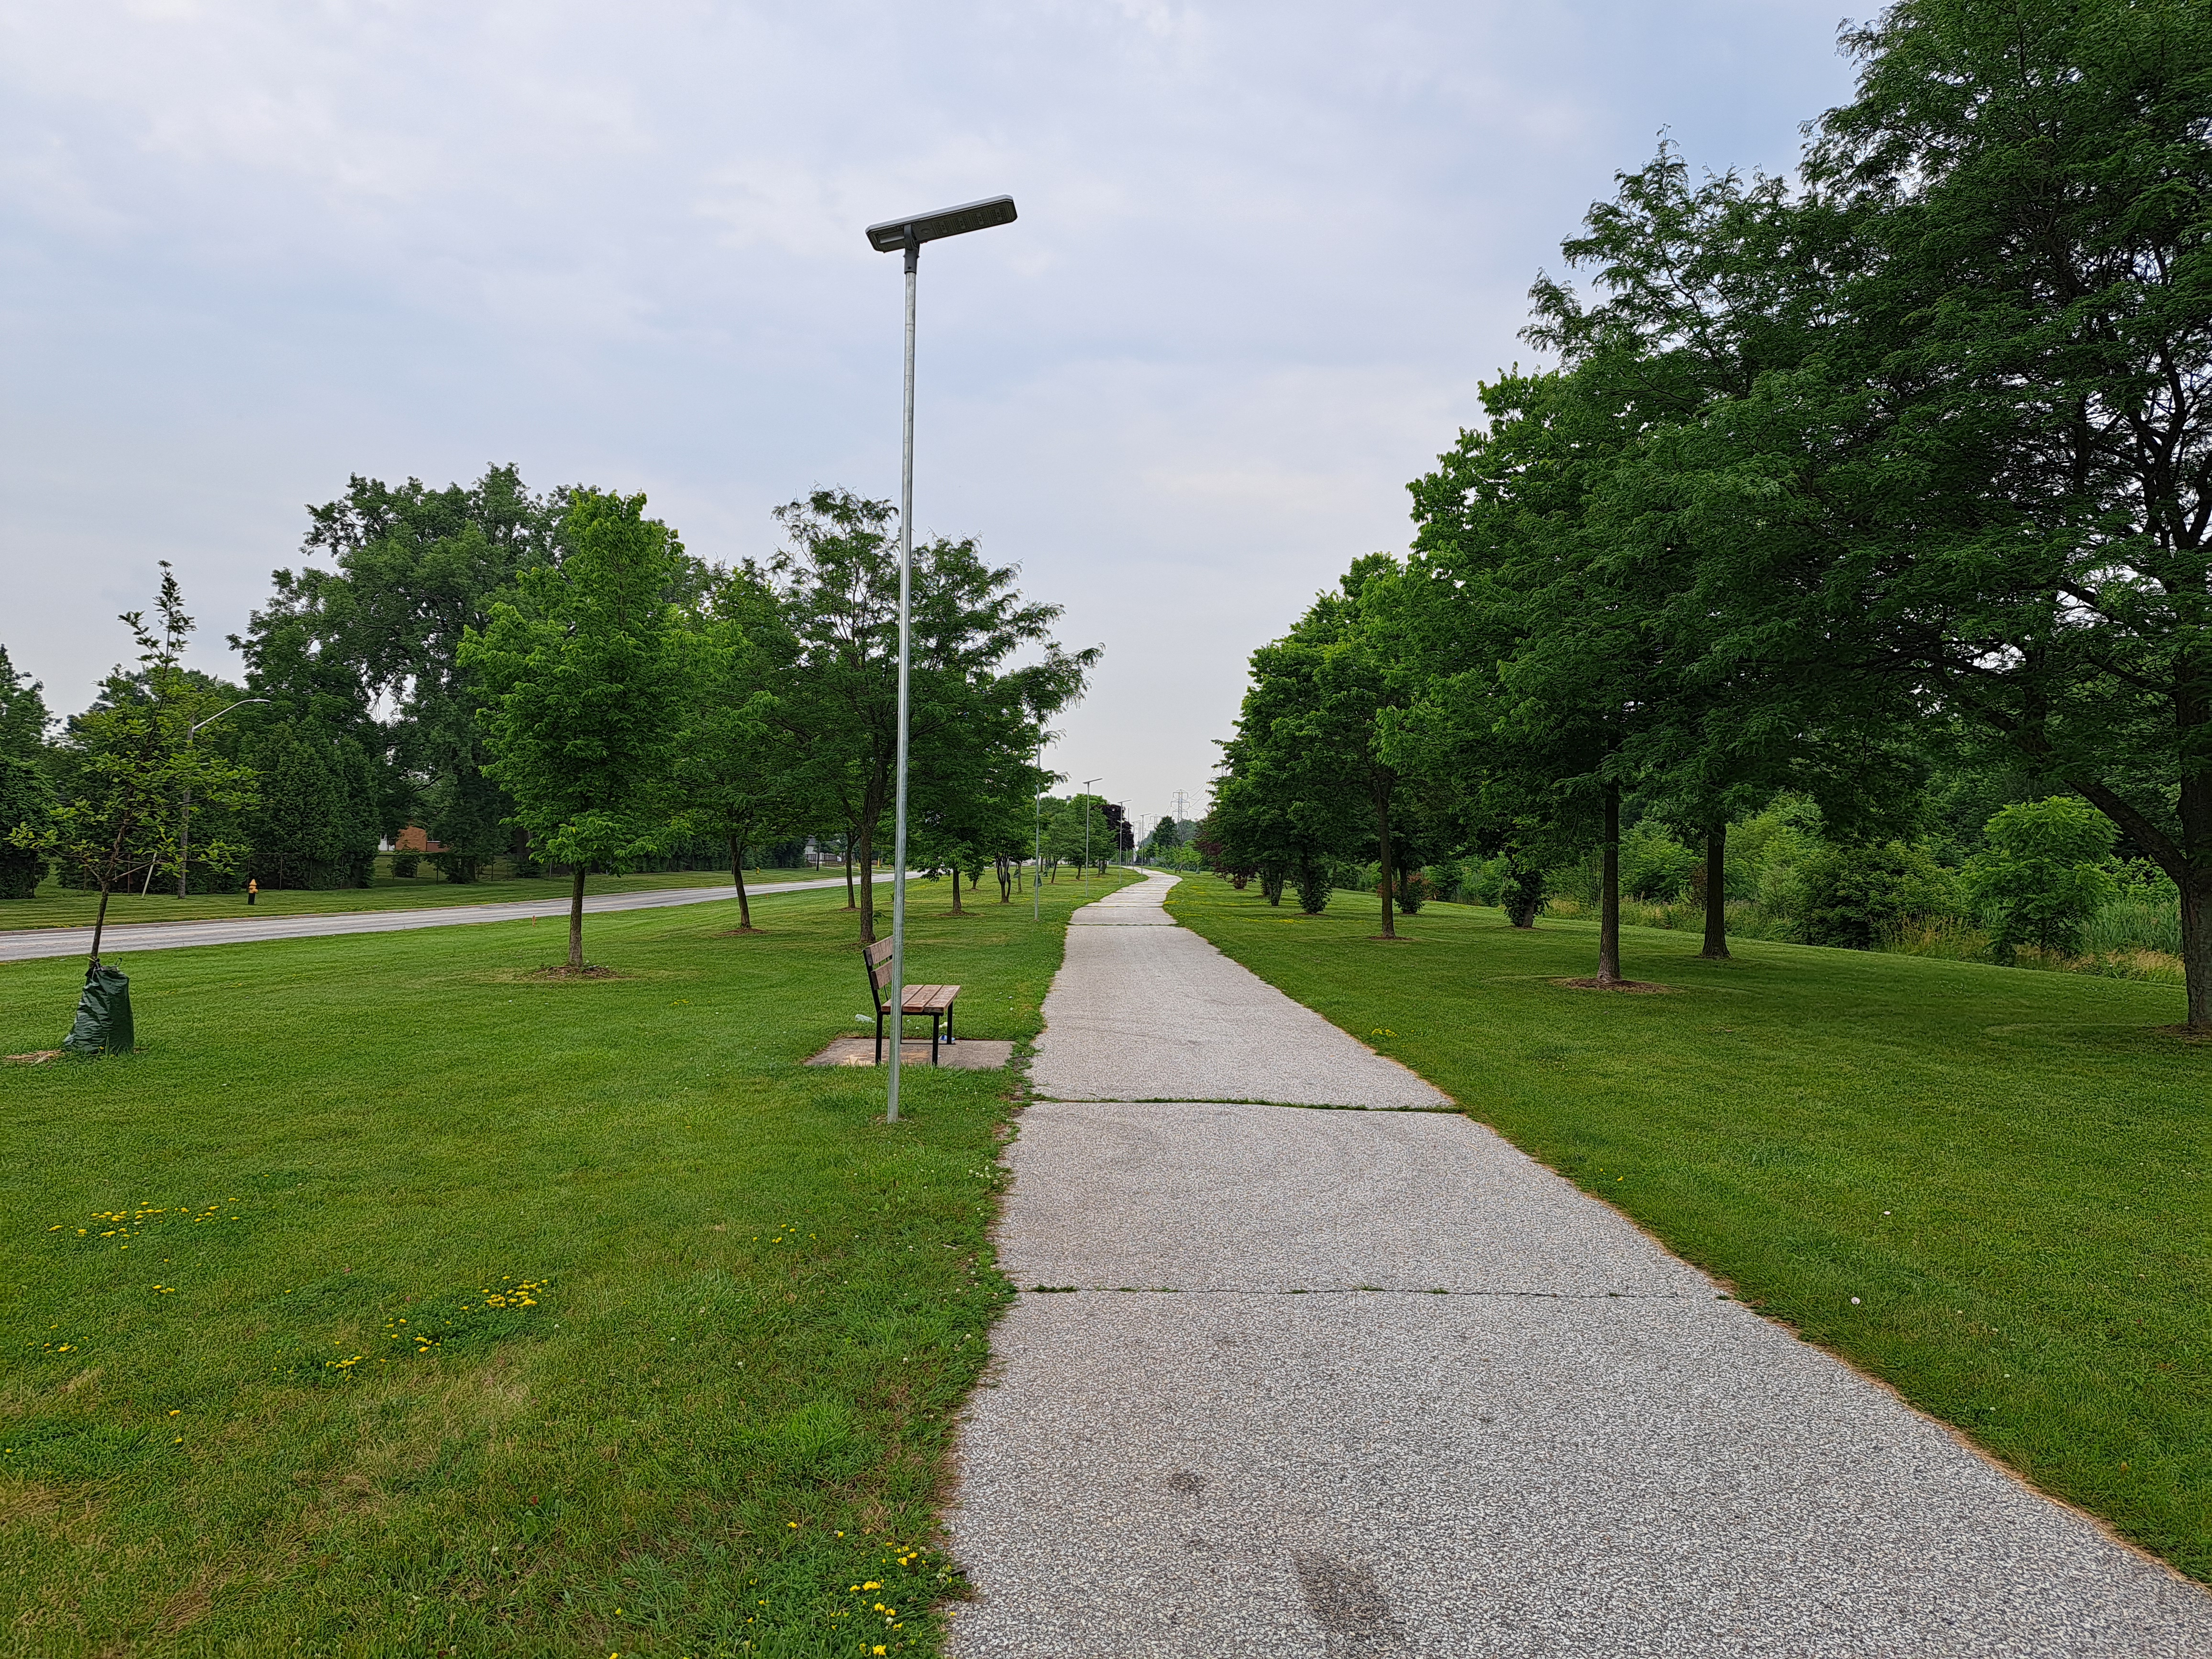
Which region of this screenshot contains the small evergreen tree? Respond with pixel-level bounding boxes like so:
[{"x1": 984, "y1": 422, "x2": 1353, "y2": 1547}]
[{"x1": 0, "y1": 646, "x2": 53, "y2": 898}]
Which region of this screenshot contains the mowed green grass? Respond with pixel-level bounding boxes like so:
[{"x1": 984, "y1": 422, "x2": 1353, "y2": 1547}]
[
  {"x1": 1, "y1": 866, "x2": 833, "y2": 933},
  {"x1": 1166, "y1": 876, "x2": 2210, "y2": 1582},
  {"x1": 1, "y1": 871, "x2": 1134, "y2": 1656}
]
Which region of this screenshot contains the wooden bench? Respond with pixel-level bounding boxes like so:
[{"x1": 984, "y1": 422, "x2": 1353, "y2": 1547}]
[{"x1": 863, "y1": 939, "x2": 960, "y2": 1066}]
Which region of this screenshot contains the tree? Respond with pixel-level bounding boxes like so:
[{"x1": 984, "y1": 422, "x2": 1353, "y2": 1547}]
[
  {"x1": 462, "y1": 491, "x2": 689, "y2": 972},
  {"x1": 768, "y1": 488, "x2": 1095, "y2": 941},
  {"x1": 0, "y1": 647, "x2": 53, "y2": 899},
  {"x1": 1048, "y1": 795, "x2": 1112, "y2": 877},
  {"x1": 1147, "y1": 815, "x2": 1183, "y2": 854},
  {"x1": 1965, "y1": 797, "x2": 2119, "y2": 963},
  {"x1": 1776, "y1": 0, "x2": 2212, "y2": 1027},
  {"x1": 11, "y1": 568, "x2": 255, "y2": 960},
  {"x1": 234, "y1": 722, "x2": 380, "y2": 890},
  {"x1": 237, "y1": 466, "x2": 562, "y2": 881},
  {"x1": 672, "y1": 563, "x2": 800, "y2": 932},
  {"x1": 1402, "y1": 366, "x2": 1653, "y2": 981}
]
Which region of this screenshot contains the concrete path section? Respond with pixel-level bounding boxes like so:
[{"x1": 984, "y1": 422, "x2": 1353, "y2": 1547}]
[
  {"x1": 945, "y1": 871, "x2": 2212, "y2": 1657},
  {"x1": 0, "y1": 875, "x2": 855, "y2": 963},
  {"x1": 1028, "y1": 871, "x2": 1448, "y2": 1107},
  {"x1": 1000, "y1": 1099, "x2": 1703, "y2": 1296},
  {"x1": 953, "y1": 1293, "x2": 2212, "y2": 1658}
]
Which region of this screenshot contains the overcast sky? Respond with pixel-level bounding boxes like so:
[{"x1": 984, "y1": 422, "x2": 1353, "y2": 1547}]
[{"x1": 0, "y1": 0, "x2": 1863, "y2": 832}]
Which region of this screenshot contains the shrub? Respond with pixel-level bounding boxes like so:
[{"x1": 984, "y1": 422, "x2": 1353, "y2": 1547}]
[
  {"x1": 1962, "y1": 797, "x2": 2117, "y2": 963},
  {"x1": 1621, "y1": 821, "x2": 1698, "y2": 902},
  {"x1": 1795, "y1": 840, "x2": 1956, "y2": 950},
  {"x1": 390, "y1": 852, "x2": 420, "y2": 878},
  {"x1": 1462, "y1": 856, "x2": 1507, "y2": 907},
  {"x1": 1394, "y1": 868, "x2": 1432, "y2": 914},
  {"x1": 1294, "y1": 856, "x2": 1332, "y2": 914},
  {"x1": 1500, "y1": 861, "x2": 1546, "y2": 928}
]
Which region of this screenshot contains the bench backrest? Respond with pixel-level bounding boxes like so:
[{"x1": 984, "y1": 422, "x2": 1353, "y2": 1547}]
[{"x1": 863, "y1": 939, "x2": 895, "y2": 1011}]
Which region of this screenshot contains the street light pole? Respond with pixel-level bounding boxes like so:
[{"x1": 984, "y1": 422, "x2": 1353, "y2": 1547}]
[
  {"x1": 1033, "y1": 744, "x2": 1046, "y2": 923},
  {"x1": 1081, "y1": 777, "x2": 1099, "y2": 885},
  {"x1": 177, "y1": 698, "x2": 266, "y2": 898},
  {"x1": 866, "y1": 195, "x2": 1016, "y2": 1125}
]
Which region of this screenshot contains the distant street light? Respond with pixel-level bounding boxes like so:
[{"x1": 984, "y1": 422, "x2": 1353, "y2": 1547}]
[
  {"x1": 177, "y1": 698, "x2": 266, "y2": 898},
  {"x1": 1033, "y1": 746, "x2": 1050, "y2": 924},
  {"x1": 1080, "y1": 778, "x2": 1100, "y2": 882},
  {"x1": 866, "y1": 194, "x2": 1017, "y2": 1125}
]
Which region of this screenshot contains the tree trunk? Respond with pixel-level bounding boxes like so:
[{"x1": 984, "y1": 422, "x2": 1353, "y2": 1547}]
[
  {"x1": 2068, "y1": 770, "x2": 2209, "y2": 1031},
  {"x1": 1701, "y1": 822, "x2": 1729, "y2": 961},
  {"x1": 1375, "y1": 782, "x2": 1397, "y2": 939},
  {"x1": 729, "y1": 833, "x2": 752, "y2": 931},
  {"x1": 1598, "y1": 782, "x2": 1622, "y2": 986},
  {"x1": 856, "y1": 817, "x2": 875, "y2": 942},
  {"x1": 843, "y1": 831, "x2": 856, "y2": 910},
  {"x1": 951, "y1": 866, "x2": 963, "y2": 914},
  {"x1": 567, "y1": 864, "x2": 586, "y2": 970},
  {"x1": 89, "y1": 883, "x2": 113, "y2": 965},
  {"x1": 2183, "y1": 869, "x2": 2211, "y2": 1033}
]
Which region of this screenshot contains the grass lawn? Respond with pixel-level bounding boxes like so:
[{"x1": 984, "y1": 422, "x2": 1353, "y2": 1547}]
[
  {"x1": 1166, "y1": 876, "x2": 2210, "y2": 1583},
  {"x1": 0, "y1": 870, "x2": 1135, "y2": 1656},
  {"x1": 0, "y1": 867, "x2": 841, "y2": 934}
]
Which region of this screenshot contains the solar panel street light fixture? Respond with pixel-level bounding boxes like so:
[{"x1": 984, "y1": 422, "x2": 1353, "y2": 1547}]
[
  {"x1": 867, "y1": 193, "x2": 1018, "y2": 1125},
  {"x1": 865, "y1": 195, "x2": 1018, "y2": 254}
]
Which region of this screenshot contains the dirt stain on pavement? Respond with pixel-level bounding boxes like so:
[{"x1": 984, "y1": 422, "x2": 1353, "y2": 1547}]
[{"x1": 1292, "y1": 1549, "x2": 1405, "y2": 1657}]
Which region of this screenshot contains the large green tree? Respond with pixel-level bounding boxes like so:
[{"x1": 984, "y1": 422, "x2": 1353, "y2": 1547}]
[
  {"x1": 766, "y1": 488, "x2": 1095, "y2": 942},
  {"x1": 671, "y1": 562, "x2": 802, "y2": 932},
  {"x1": 462, "y1": 491, "x2": 689, "y2": 971},
  {"x1": 237, "y1": 466, "x2": 559, "y2": 880},
  {"x1": 1787, "y1": 0, "x2": 2212, "y2": 1028}
]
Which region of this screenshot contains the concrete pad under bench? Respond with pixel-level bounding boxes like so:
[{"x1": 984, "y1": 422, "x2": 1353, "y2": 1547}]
[{"x1": 804, "y1": 1036, "x2": 1014, "y2": 1070}]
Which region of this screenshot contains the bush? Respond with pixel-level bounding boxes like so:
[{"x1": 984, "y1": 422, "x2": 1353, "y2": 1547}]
[
  {"x1": 1963, "y1": 797, "x2": 2117, "y2": 963},
  {"x1": 1621, "y1": 821, "x2": 1698, "y2": 902},
  {"x1": 1394, "y1": 868, "x2": 1432, "y2": 914},
  {"x1": 429, "y1": 852, "x2": 482, "y2": 884},
  {"x1": 1795, "y1": 840, "x2": 1956, "y2": 950},
  {"x1": 1294, "y1": 857, "x2": 1332, "y2": 914},
  {"x1": 1501, "y1": 861, "x2": 1546, "y2": 928},
  {"x1": 390, "y1": 852, "x2": 420, "y2": 878}
]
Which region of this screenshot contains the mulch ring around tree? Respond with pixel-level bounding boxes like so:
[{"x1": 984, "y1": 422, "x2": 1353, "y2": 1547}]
[{"x1": 1552, "y1": 977, "x2": 1678, "y2": 994}]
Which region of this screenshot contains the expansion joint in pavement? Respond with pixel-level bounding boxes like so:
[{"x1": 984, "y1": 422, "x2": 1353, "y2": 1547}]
[
  {"x1": 1019, "y1": 1285, "x2": 1703, "y2": 1300},
  {"x1": 1028, "y1": 1095, "x2": 1463, "y2": 1112}
]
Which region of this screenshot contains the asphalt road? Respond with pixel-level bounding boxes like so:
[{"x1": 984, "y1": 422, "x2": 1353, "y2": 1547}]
[
  {"x1": 944, "y1": 870, "x2": 2212, "y2": 1658},
  {"x1": 0, "y1": 875, "x2": 856, "y2": 963}
]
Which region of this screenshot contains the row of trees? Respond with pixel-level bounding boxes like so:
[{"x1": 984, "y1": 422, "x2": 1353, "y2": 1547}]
[
  {"x1": 1204, "y1": 0, "x2": 2212, "y2": 1031},
  {"x1": 5, "y1": 482, "x2": 1096, "y2": 969}
]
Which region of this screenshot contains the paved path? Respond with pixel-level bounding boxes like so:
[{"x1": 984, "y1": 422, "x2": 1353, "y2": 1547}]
[
  {"x1": 0, "y1": 876, "x2": 854, "y2": 963},
  {"x1": 945, "y1": 870, "x2": 2212, "y2": 1657}
]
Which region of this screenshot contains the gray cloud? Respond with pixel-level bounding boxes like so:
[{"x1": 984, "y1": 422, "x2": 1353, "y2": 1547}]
[{"x1": 0, "y1": 0, "x2": 1859, "y2": 828}]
